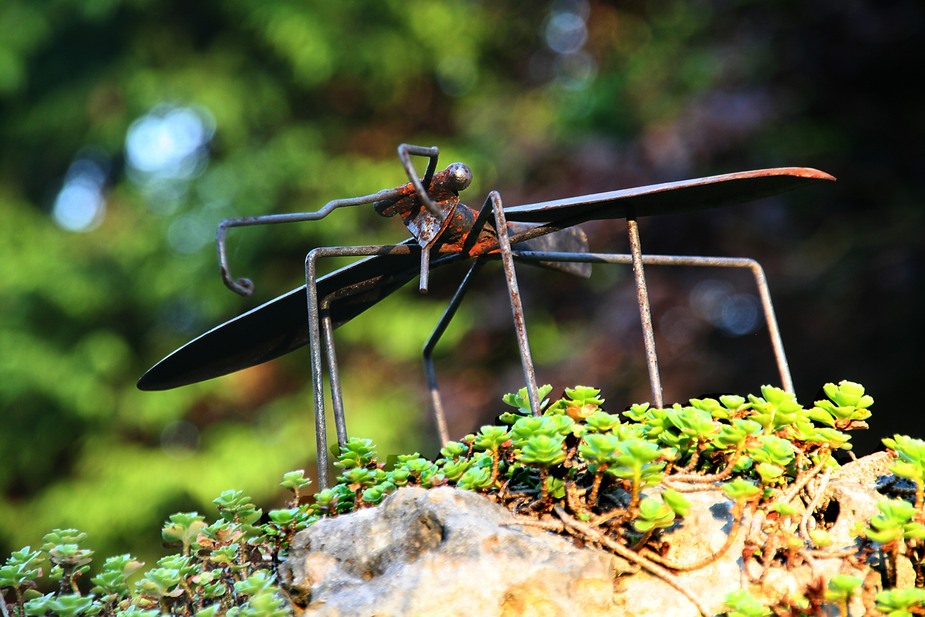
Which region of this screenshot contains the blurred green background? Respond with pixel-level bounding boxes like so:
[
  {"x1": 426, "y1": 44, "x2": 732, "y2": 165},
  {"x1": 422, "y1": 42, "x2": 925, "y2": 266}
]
[{"x1": 2, "y1": 0, "x2": 922, "y2": 563}]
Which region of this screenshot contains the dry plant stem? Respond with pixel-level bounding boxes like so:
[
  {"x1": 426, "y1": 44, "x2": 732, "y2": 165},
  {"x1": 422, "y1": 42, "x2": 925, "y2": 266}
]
[
  {"x1": 796, "y1": 549, "x2": 821, "y2": 581},
  {"x1": 565, "y1": 482, "x2": 590, "y2": 517},
  {"x1": 643, "y1": 498, "x2": 749, "y2": 572},
  {"x1": 678, "y1": 447, "x2": 701, "y2": 473},
  {"x1": 505, "y1": 515, "x2": 566, "y2": 534},
  {"x1": 0, "y1": 591, "x2": 11, "y2": 617},
  {"x1": 777, "y1": 448, "x2": 831, "y2": 508},
  {"x1": 805, "y1": 546, "x2": 860, "y2": 560},
  {"x1": 884, "y1": 543, "x2": 901, "y2": 585},
  {"x1": 662, "y1": 479, "x2": 727, "y2": 493},
  {"x1": 800, "y1": 466, "x2": 833, "y2": 545},
  {"x1": 757, "y1": 527, "x2": 780, "y2": 584},
  {"x1": 631, "y1": 529, "x2": 656, "y2": 552},
  {"x1": 861, "y1": 569, "x2": 881, "y2": 616},
  {"x1": 553, "y1": 506, "x2": 711, "y2": 617},
  {"x1": 669, "y1": 448, "x2": 742, "y2": 484},
  {"x1": 591, "y1": 508, "x2": 624, "y2": 527},
  {"x1": 538, "y1": 468, "x2": 549, "y2": 500},
  {"x1": 496, "y1": 478, "x2": 512, "y2": 503},
  {"x1": 589, "y1": 470, "x2": 605, "y2": 504},
  {"x1": 627, "y1": 481, "x2": 642, "y2": 520},
  {"x1": 490, "y1": 451, "x2": 501, "y2": 485},
  {"x1": 800, "y1": 574, "x2": 827, "y2": 616}
]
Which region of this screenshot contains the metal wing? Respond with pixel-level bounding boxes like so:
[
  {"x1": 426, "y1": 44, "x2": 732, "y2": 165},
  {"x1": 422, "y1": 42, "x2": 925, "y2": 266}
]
[
  {"x1": 503, "y1": 167, "x2": 835, "y2": 224},
  {"x1": 136, "y1": 229, "x2": 587, "y2": 391},
  {"x1": 137, "y1": 247, "x2": 424, "y2": 391}
]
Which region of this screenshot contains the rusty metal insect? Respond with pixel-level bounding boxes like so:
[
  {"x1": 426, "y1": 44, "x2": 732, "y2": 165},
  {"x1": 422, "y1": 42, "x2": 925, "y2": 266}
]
[{"x1": 138, "y1": 144, "x2": 834, "y2": 487}]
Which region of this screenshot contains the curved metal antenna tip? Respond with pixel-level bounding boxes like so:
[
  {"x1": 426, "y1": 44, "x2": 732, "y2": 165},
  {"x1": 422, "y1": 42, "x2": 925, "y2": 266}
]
[
  {"x1": 397, "y1": 143, "x2": 446, "y2": 220},
  {"x1": 229, "y1": 277, "x2": 255, "y2": 297}
]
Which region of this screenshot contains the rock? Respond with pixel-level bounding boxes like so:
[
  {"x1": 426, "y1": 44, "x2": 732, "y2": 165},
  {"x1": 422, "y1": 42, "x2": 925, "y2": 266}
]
[
  {"x1": 279, "y1": 486, "x2": 619, "y2": 616},
  {"x1": 279, "y1": 454, "x2": 894, "y2": 617}
]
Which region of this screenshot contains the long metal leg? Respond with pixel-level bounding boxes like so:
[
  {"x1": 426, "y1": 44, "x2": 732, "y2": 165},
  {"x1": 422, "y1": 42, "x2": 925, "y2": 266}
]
[
  {"x1": 487, "y1": 192, "x2": 541, "y2": 415},
  {"x1": 319, "y1": 299, "x2": 348, "y2": 445},
  {"x1": 746, "y1": 259, "x2": 793, "y2": 394},
  {"x1": 304, "y1": 243, "x2": 421, "y2": 489},
  {"x1": 423, "y1": 259, "x2": 488, "y2": 444},
  {"x1": 304, "y1": 248, "x2": 330, "y2": 489},
  {"x1": 625, "y1": 213, "x2": 663, "y2": 409},
  {"x1": 508, "y1": 250, "x2": 794, "y2": 397}
]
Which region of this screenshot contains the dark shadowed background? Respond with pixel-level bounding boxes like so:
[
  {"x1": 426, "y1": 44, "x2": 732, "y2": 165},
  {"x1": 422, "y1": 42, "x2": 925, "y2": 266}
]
[{"x1": 1, "y1": 0, "x2": 922, "y2": 562}]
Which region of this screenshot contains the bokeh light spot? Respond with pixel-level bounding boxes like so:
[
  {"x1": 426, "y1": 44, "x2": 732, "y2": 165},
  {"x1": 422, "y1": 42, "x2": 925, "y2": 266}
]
[
  {"x1": 125, "y1": 105, "x2": 214, "y2": 183},
  {"x1": 437, "y1": 55, "x2": 478, "y2": 97},
  {"x1": 161, "y1": 420, "x2": 201, "y2": 460},
  {"x1": 545, "y1": 11, "x2": 588, "y2": 54},
  {"x1": 690, "y1": 279, "x2": 760, "y2": 336},
  {"x1": 719, "y1": 293, "x2": 759, "y2": 336},
  {"x1": 52, "y1": 152, "x2": 109, "y2": 233}
]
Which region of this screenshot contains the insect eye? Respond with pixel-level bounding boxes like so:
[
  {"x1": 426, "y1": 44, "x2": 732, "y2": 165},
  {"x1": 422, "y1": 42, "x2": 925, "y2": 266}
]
[{"x1": 446, "y1": 162, "x2": 472, "y2": 192}]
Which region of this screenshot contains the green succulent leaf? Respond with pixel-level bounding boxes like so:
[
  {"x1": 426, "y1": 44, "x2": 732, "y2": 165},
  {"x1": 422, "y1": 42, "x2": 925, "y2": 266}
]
[
  {"x1": 748, "y1": 386, "x2": 804, "y2": 433},
  {"x1": 519, "y1": 434, "x2": 566, "y2": 467},
  {"x1": 439, "y1": 441, "x2": 469, "y2": 460},
  {"x1": 41, "y1": 529, "x2": 87, "y2": 549},
  {"x1": 267, "y1": 508, "x2": 299, "y2": 526},
  {"x1": 456, "y1": 465, "x2": 494, "y2": 491},
  {"x1": 234, "y1": 570, "x2": 275, "y2": 596},
  {"x1": 622, "y1": 402, "x2": 651, "y2": 423},
  {"x1": 213, "y1": 490, "x2": 263, "y2": 525},
  {"x1": 823, "y1": 380, "x2": 874, "y2": 410},
  {"x1": 502, "y1": 384, "x2": 553, "y2": 415},
  {"x1": 722, "y1": 478, "x2": 761, "y2": 501},
  {"x1": 723, "y1": 589, "x2": 772, "y2": 617},
  {"x1": 333, "y1": 438, "x2": 377, "y2": 470},
  {"x1": 875, "y1": 587, "x2": 925, "y2": 615},
  {"x1": 578, "y1": 433, "x2": 621, "y2": 471},
  {"x1": 883, "y1": 435, "x2": 925, "y2": 484},
  {"x1": 661, "y1": 489, "x2": 691, "y2": 517},
  {"x1": 633, "y1": 497, "x2": 676, "y2": 532},
  {"x1": 582, "y1": 410, "x2": 622, "y2": 433},
  {"x1": 473, "y1": 425, "x2": 511, "y2": 452},
  {"x1": 714, "y1": 418, "x2": 762, "y2": 449},
  {"x1": 279, "y1": 470, "x2": 313, "y2": 492},
  {"x1": 510, "y1": 415, "x2": 562, "y2": 446},
  {"x1": 809, "y1": 528, "x2": 833, "y2": 548},
  {"x1": 825, "y1": 575, "x2": 862, "y2": 601}
]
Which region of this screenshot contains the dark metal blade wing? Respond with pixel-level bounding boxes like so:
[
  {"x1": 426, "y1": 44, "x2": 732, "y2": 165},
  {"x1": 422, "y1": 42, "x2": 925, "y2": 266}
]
[
  {"x1": 502, "y1": 167, "x2": 835, "y2": 224},
  {"x1": 511, "y1": 226, "x2": 591, "y2": 277},
  {"x1": 137, "y1": 249, "x2": 424, "y2": 391},
  {"x1": 138, "y1": 226, "x2": 594, "y2": 391}
]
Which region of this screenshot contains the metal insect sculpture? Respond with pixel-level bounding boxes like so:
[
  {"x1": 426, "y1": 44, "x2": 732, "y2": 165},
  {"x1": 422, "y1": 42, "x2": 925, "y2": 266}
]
[{"x1": 139, "y1": 144, "x2": 834, "y2": 487}]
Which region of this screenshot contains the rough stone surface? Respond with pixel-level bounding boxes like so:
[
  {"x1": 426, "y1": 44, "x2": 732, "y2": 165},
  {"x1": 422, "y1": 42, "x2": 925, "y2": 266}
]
[
  {"x1": 280, "y1": 454, "x2": 892, "y2": 617},
  {"x1": 279, "y1": 486, "x2": 619, "y2": 616},
  {"x1": 823, "y1": 453, "x2": 893, "y2": 549}
]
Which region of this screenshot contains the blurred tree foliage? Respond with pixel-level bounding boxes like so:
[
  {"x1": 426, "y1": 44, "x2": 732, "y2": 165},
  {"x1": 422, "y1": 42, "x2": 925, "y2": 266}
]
[{"x1": 1, "y1": 0, "x2": 921, "y2": 562}]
